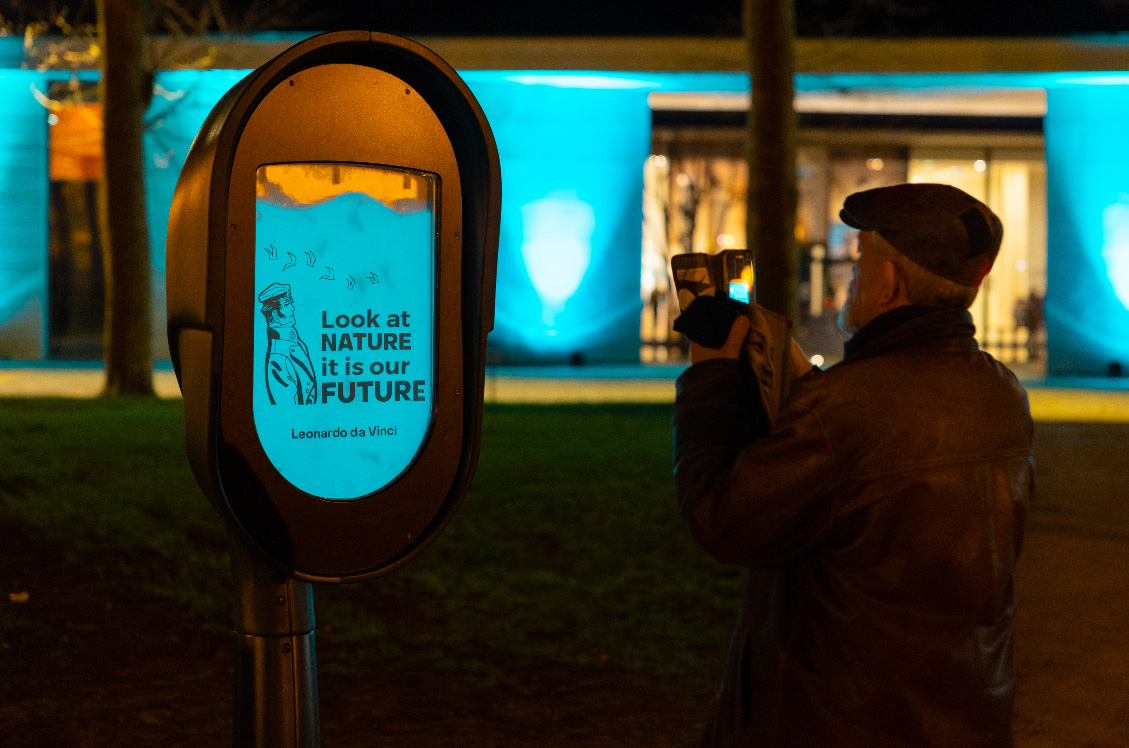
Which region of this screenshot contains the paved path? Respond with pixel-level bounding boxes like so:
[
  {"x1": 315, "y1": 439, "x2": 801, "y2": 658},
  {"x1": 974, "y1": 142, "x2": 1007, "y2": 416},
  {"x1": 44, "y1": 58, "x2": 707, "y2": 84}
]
[
  {"x1": 1014, "y1": 528, "x2": 1129, "y2": 747},
  {"x1": 4, "y1": 365, "x2": 1129, "y2": 423},
  {"x1": 0, "y1": 368, "x2": 184, "y2": 399},
  {"x1": 1017, "y1": 421, "x2": 1129, "y2": 746}
]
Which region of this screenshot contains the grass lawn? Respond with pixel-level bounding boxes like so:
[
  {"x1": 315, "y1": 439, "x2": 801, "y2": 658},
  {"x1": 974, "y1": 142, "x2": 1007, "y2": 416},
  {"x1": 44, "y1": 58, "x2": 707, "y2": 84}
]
[
  {"x1": 5, "y1": 399, "x2": 1129, "y2": 746},
  {"x1": 0, "y1": 398, "x2": 742, "y2": 746}
]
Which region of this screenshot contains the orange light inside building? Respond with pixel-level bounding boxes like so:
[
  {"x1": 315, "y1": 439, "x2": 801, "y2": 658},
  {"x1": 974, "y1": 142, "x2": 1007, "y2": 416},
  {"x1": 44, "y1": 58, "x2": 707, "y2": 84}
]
[{"x1": 49, "y1": 103, "x2": 103, "y2": 181}]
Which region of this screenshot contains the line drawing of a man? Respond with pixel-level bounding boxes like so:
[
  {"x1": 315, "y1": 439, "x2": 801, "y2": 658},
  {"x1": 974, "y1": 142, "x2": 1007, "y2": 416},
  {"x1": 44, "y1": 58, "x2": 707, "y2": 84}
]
[{"x1": 258, "y1": 282, "x2": 317, "y2": 405}]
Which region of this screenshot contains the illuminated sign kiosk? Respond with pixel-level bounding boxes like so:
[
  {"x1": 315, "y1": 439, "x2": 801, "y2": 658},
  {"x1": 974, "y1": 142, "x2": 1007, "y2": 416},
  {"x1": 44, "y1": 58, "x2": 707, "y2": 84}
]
[{"x1": 166, "y1": 31, "x2": 500, "y2": 747}]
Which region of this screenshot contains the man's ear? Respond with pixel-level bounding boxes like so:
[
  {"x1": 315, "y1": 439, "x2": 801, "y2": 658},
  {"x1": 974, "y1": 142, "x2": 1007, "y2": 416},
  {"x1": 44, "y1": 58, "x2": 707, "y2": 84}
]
[{"x1": 880, "y1": 259, "x2": 909, "y2": 308}]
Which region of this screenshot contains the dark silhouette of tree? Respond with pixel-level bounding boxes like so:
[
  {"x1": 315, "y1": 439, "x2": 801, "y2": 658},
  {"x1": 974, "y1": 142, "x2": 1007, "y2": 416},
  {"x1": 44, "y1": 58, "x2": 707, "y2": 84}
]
[
  {"x1": 745, "y1": 0, "x2": 798, "y2": 320},
  {"x1": 97, "y1": 0, "x2": 153, "y2": 395}
]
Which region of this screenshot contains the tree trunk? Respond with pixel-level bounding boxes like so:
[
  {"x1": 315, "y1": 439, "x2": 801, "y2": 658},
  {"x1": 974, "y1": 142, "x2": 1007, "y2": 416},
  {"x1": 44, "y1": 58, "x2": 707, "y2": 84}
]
[
  {"x1": 745, "y1": 0, "x2": 798, "y2": 320},
  {"x1": 98, "y1": 0, "x2": 154, "y2": 395}
]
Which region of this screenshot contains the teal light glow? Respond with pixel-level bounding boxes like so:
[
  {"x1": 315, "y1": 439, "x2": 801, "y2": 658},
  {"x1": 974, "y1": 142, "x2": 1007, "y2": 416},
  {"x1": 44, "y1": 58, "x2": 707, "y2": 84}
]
[
  {"x1": 1054, "y1": 73, "x2": 1129, "y2": 86},
  {"x1": 502, "y1": 73, "x2": 662, "y2": 90},
  {"x1": 1044, "y1": 84, "x2": 1129, "y2": 374},
  {"x1": 1102, "y1": 200, "x2": 1129, "y2": 310},
  {"x1": 145, "y1": 69, "x2": 254, "y2": 274},
  {"x1": 0, "y1": 71, "x2": 49, "y2": 359},
  {"x1": 794, "y1": 71, "x2": 1062, "y2": 92},
  {"x1": 467, "y1": 76, "x2": 651, "y2": 362},
  {"x1": 145, "y1": 69, "x2": 253, "y2": 359},
  {"x1": 461, "y1": 70, "x2": 749, "y2": 94},
  {"x1": 728, "y1": 280, "x2": 751, "y2": 304},
  {"x1": 0, "y1": 37, "x2": 23, "y2": 67},
  {"x1": 15, "y1": 61, "x2": 1129, "y2": 369},
  {"x1": 520, "y1": 193, "x2": 595, "y2": 316}
]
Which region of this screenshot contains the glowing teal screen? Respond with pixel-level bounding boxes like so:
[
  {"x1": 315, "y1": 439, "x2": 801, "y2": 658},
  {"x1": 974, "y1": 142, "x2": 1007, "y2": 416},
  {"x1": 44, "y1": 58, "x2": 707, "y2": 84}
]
[{"x1": 252, "y1": 162, "x2": 436, "y2": 500}]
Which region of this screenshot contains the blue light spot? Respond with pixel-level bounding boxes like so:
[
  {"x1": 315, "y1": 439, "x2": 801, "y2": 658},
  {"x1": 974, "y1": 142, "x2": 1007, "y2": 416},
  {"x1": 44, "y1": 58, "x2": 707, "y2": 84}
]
[
  {"x1": 520, "y1": 194, "x2": 595, "y2": 319},
  {"x1": 1103, "y1": 200, "x2": 1129, "y2": 310},
  {"x1": 0, "y1": 71, "x2": 49, "y2": 359}
]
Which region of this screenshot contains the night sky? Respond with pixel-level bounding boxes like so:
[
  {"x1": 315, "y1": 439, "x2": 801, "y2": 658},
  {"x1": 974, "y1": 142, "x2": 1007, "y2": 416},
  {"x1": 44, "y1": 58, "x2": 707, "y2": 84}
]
[
  {"x1": 4, "y1": 0, "x2": 1129, "y2": 37},
  {"x1": 312, "y1": 0, "x2": 1129, "y2": 38}
]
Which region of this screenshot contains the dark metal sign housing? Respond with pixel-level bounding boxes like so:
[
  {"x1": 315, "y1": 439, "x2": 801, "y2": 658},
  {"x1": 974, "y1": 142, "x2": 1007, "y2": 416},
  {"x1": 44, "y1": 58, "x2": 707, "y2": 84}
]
[{"x1": 167, "y1": 31, "x2": 501, "y2": 583}]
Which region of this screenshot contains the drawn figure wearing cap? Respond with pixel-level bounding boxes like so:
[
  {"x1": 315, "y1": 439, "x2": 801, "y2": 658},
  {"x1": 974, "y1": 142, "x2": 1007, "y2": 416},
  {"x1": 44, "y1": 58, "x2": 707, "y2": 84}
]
[{"x1": 258, "y1": 283, "x2": 317, "y2": 405}]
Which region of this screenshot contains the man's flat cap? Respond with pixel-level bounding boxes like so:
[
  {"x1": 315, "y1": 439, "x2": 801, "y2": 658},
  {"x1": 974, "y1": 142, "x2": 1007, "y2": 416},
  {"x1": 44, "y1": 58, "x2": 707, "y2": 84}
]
[{"x1": 840, "y1": 183, "x2": 1004, "y2": 287}]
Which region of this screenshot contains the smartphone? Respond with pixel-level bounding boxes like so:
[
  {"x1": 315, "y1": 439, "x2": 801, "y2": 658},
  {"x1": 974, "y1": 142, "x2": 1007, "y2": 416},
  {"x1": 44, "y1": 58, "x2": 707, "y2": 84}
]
[
  {"x1": 722, "y1": 251, "x2": 753, "y2": 304},
  {"x1": 670, "y1": 249, "x2": 755, "y2": 310},
  {"x1": 670, "y1": 247, "x2": 792, "y2": 427}
]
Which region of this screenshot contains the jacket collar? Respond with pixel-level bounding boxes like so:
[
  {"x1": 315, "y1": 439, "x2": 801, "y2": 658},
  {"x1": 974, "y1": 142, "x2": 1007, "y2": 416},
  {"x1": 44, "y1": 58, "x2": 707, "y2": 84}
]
[{"x1": 843, "y1": 305, "x2": 978, "y2": 362}]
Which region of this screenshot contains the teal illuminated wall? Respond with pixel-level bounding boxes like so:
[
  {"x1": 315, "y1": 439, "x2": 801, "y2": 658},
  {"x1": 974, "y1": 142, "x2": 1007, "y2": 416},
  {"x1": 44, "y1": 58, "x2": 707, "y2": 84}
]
[
  {"x1": 8, "y1": 61, "x2": 1129, "y2": 371},
  {"x1": 1044, "y1": 84, "x2": 1129, "y2": 375},
  {"x1": 144, "y1": 69, "x2": 251, "y2": 359},
  {"x1": 467, "y1": 77, "x2": 652, "y2": 364},
  {"x1": 144, "y1": 70, "x2": 654, "y2": 365},
  {"x1": 0, "y1": 67, "x2": 676, "y2": 365},
  {"x1": 0, "y1": 68, "x2": 247, "y2": 362},
  {"x1": 0, "y1": 71, "x2": 49, "y2": 359}
]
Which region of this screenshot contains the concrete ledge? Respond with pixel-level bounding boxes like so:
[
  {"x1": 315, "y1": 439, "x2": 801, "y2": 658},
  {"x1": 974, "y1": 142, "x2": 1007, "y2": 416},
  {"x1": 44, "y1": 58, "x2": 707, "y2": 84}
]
[
  {"x1": 0, "y1": 368, "x2": 183, "y2": 399},
  {"x1": 4, "y1": 365, "x2": 1129, "y2": 421}
]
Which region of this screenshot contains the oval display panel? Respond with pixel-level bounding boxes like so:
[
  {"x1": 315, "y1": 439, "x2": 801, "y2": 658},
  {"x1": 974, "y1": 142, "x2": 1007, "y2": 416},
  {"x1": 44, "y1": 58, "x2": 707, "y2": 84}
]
[{"x1": 251, "y1": 161, "x2": 437, "y2": 500}]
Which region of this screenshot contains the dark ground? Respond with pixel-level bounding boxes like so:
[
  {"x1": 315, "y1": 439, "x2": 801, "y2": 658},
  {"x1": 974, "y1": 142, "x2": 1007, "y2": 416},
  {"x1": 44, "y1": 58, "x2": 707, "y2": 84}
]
[
  {"x1": 0, "y1": 518, "x2": 705, "y2": 748},
  {"x1": 1013, "y1": 422, "x2": 1129, "y2": 748},
  {"x1": 2, "y1": 420, "x2": 1128, "y2": 747}
]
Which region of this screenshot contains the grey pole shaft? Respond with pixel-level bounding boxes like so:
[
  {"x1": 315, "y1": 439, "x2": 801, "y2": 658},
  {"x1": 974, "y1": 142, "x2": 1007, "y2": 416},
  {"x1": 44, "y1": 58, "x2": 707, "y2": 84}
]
[{"x1": 230, "y1": 539, "x2": 321, "y2": 748}]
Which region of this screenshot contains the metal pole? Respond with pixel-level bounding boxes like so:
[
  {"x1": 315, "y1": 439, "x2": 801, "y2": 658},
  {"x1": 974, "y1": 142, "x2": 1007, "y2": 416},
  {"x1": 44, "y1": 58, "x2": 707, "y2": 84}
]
[{"x1": 229, "y1": 539, "x2": 321, "y2": 748}]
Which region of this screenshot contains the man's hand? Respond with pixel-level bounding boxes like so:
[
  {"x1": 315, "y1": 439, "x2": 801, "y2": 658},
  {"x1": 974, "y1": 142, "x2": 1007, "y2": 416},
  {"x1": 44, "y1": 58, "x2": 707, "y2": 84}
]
[{"x1": 690, "y1": 315, "x2": 750, "y2": 364}]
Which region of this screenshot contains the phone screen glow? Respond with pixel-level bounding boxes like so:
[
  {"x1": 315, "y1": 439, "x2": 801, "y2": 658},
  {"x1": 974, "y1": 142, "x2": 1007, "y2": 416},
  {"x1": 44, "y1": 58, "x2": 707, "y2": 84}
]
[{"x1": 728, "y1": 280, "x2": 751, "y2": 304}]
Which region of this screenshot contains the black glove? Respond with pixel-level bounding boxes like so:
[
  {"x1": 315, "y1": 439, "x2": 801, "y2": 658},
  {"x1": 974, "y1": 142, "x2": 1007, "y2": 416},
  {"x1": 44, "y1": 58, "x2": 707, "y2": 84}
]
[
  {"x1": 675, "y1": 296, "x2": 794, "y2": 430},
  {"x1": 672, "y1": 294, "x2": 749, "y2": 349}
]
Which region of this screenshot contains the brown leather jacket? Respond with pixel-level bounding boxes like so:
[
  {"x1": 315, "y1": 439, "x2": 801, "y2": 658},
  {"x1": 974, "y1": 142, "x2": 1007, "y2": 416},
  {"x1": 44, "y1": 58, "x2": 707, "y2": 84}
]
[{"x1": 673, "y1": 306, "x2": 1034, "y2": 747}]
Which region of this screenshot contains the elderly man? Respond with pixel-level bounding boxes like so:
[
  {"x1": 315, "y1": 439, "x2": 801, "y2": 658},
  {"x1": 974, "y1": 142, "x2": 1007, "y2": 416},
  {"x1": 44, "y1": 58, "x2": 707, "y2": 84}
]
[{"x1": 674, "y1": 183, "x2": 1034, "y2": 747}]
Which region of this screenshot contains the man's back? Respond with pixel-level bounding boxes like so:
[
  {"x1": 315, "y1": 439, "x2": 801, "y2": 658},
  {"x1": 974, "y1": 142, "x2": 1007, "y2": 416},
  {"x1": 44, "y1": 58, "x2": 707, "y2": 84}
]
[{"x1": 675, "y1": 307, "x2": 1033, "y2": 747}]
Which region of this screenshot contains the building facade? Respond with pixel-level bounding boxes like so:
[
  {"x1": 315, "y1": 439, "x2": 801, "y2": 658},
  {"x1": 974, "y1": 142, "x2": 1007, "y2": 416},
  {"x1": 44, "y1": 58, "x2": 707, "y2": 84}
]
[{"x1": 1, "y1": 34, "x2": 1128, "y2": 375}]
